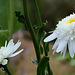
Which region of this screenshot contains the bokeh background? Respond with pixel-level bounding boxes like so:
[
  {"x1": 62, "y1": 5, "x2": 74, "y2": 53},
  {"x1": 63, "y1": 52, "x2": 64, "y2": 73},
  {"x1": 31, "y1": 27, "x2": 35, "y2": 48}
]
[{"x1": 0, "y1": 0, "x2": 75, "y2": 75}]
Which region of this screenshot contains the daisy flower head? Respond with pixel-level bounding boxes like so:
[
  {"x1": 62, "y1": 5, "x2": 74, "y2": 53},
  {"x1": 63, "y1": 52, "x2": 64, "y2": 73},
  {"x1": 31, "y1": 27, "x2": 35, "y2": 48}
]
[
  {"x1": 0, "y1": 39, "x2": 23, "y2": 65},
  {"x1": 44, "y1": 13, "x2": 75, "y2": 58}
]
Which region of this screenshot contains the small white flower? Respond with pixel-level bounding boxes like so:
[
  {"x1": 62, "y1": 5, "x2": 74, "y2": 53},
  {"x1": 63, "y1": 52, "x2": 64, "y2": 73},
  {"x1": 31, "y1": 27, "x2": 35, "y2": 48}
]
[
  {"x1": 44, "y1": 13, "x2": 75, "y2": 58},
  {"x1": 0, "y1": 39, "x2": 23, "y2": 65}
]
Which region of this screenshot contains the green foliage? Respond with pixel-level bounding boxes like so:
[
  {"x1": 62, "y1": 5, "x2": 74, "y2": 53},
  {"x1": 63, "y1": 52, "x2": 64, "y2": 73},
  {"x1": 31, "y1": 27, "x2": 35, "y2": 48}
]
[{"x1": 37, "y1": 56, "x2": 49, "y2": 75}]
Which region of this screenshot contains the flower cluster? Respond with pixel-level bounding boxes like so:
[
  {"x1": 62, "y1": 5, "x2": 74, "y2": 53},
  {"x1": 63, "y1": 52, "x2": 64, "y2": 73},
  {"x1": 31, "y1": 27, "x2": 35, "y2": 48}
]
[
  {"x1": 0, "y1": 39, "x2": 23, "y2": 65},
  {"x1": 44, "y1": 13, "x2": 75, "y2": 58}
]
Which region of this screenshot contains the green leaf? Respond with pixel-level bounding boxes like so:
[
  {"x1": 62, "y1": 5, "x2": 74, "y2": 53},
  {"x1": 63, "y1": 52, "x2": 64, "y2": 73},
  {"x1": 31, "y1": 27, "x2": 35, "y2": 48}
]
[
  {"x1": 29, "y1": 57, "x2": 38, "y2": 64},
  {"x1": 37, "y1": 56, "x2": 49, "y2": 75}
]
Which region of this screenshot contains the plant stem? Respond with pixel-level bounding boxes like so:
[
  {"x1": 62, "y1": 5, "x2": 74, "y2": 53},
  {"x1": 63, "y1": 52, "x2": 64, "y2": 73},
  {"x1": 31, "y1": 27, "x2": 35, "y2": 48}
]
[
  {"x1": 38, "y1": 0, "x2": 45, "y2": 15},
  {"x1": 9, "y1": 0, "x2": 14, "y2": 40},
  {"x1": 23, "y1": 0, "x2": 41, "y2": 63},
  {"x1": 3, "y1": 65, "x2": 11, "y2": 75},
  {"x1": 43, "y1": 42, "x2": 53, "y2": 75},
  {"x1": 33, "y1": 0, "x2": 42, "y2": 27}
]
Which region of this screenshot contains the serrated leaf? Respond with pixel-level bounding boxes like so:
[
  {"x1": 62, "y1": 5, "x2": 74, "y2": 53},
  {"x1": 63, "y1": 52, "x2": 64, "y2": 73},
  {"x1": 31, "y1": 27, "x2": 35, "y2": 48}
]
[
  {"x1": 29, "y1": 57, "x2": 38, "y2": 64},
  {"x1": 15, "y1": 11, "x2": 25, "y2": 24},
  {"x1": 37, "y1": 56, "x2": 49, "y2": 75},
  {"x1": 15, "y1": 11, "x2": 28, "y2": 30}
]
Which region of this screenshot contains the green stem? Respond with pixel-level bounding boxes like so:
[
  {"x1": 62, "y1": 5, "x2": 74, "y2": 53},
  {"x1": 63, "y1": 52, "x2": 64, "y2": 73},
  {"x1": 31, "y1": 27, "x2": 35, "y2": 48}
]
[
  {"x1": 33, "y1": 0, "x2": 42, "y2": 27},
  {"x1": 23, "y1": 0, "x2": 41, "y2": 63},
  {"x1": 3, "y1": 65, "x2": 11, "y2": 75},
  {"x1": 9, "y1": 0, "x2": 14, "y2": 40},
  {"x1": 47, "y1": 63, "x2": 53, "y2": 75},
  {"x1": 39, "y1": 0, "x2": 45, "y2": 15},
  {"x1": 43, "y1": 42, "x2": 53, "y2": 75}
]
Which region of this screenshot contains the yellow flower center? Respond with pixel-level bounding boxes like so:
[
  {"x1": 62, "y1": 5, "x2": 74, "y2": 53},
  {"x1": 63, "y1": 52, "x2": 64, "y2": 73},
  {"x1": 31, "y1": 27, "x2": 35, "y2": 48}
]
[{"x1": 67, "y1": 18, "x2": 75, "y2": 24}]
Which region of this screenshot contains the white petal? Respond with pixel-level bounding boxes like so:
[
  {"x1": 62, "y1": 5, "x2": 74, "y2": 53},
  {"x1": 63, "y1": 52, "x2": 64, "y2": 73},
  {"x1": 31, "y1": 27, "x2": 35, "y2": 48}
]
[
  {"x1": 63, "y1": 46, "x2": 67, "y2": 58},
  {"x1": 0, "y1": 54, "x2": 5, "y2": 58},
  {"x1": 68, "y1": 40, "x2": 75, "y2": 58},
  {"x1": 56, "y1": 39, "x2": 67, "y2": 53},
  {"x1": 5, "y1": 40, "x2": 7, "y2": 47},
  {"x1": 4, "y1": 40, "x2": 22, "y2": 57},
  {"x1": 52, "y1": 39, "x2": 61, "y2": 50},
  {"x1": 52, "y1": 48, "x2": 57, "y2": 54},
  {"x1": 72, "y1": 39, "x2": 75, "y2": 53},
  {"x1": 12, "y1": 41, "x2": 21, "y2": 53},
  {"x1": 60, "y1": 46, "x2": 67, "y2": 55},
  {"x1": 7, "y1": 39, "x2": 14, "y2": 47},
  {"x1": 44, "y1": 32, "x2": 57, "y2": 42},
  {"x1": 52, "y1": 49, "x2": 56, "y2": 54},
  {"x1": 0, "y1": 46, "x2": 5, "y2": 50},
  {"x1": 2, "y1": 59, "x2": 8, "y2": 65},
  {"x1": 9, "y1": 49, "x2": 23, "y2": 57}
]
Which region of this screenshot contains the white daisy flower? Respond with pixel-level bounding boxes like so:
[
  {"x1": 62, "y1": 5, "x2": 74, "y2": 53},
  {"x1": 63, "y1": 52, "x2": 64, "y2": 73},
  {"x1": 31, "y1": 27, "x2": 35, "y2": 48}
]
[
  {"x1": 0, "y1": 39, "x2": 23, "y2": 65},
  {"x1": 44, "y1": 13, "x2": 75, "y2": 58}
]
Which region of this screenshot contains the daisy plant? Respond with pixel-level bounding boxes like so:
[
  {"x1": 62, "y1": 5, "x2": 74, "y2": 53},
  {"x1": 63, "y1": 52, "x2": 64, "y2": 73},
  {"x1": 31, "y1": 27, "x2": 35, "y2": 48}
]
[
  {"x1": 44, "y1": 13, "x2": 75, "y2": 58},
  {"x1": 0, "y1": 39, "x2": 23, "y2": 65},
  {"x1": 0, "y1": 39, "x2": 23, "y2": 74},
  {"x1": 3, "y1": 0, "x2": 75, "y2": 74}
]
